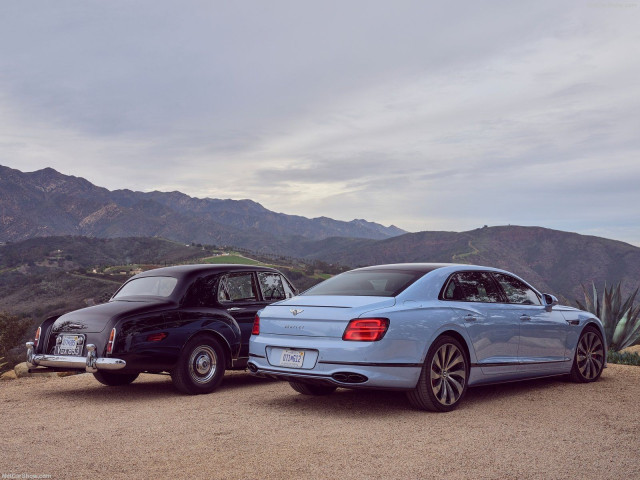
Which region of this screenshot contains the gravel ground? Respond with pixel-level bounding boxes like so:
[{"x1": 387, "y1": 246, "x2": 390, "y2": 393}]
[{"x1": 1, "y1": 364, "x2": 639, "y2": 480}]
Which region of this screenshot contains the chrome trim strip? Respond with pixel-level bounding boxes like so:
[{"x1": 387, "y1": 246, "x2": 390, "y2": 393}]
[
  {"x1": 26, "y1": 341, "x2": 126, "y2": 372},
  {"x1": 318, "y1": 360, "x2": 422, "y2": 368},
  {"x1": 254, "y1": 366, "x2": 331, "y2": 379},
  {"x1": 470, "y1": 359, "x2": 570, "y2": 368}
]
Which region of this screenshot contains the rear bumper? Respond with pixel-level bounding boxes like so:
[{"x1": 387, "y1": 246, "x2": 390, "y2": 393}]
[
  {"x1": 247, "y1": 356, "x2": 421, "y2": 390},
  {"x1": 248, "y1": 334, "x2": 423, "y2": 390},
  {"x1": 26, "y1": 342, "x2": 126, "y2": 373}
]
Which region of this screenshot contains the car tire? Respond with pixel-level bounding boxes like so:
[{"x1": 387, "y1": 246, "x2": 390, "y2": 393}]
[
  {"x1": 569, "y1": 326, "x2": 605, "y2": 383},
  {"x1": 289, "y1": 380, "x2": 337, "y2": 396},
  {"x1": 93, "y1": 371, "x2": 139, "y2": 386},
  {"x1": 171, "y1": 335, "x2": 226, "y2": 395},
  {"x1": 407, "y1": 335, "x2": 469, "y2": 412}
]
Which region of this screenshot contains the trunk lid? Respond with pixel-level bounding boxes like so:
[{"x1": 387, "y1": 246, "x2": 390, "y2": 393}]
[
  {"x1": 259, "y1": 295, "x2": 395, "y2": 338},
  {"x1": 52, "y1": 299, "x2": 175, "y2": 334}
]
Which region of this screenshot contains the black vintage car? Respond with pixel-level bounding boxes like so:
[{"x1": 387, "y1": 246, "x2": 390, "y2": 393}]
[{"x1": 26, "y1": 264, "x2": 297, "y2": 394}]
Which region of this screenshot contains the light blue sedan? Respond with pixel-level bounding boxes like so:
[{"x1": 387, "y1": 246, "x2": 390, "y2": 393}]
[{"x1": 248, "y1": 263, "x2": 606, "y2": 411}]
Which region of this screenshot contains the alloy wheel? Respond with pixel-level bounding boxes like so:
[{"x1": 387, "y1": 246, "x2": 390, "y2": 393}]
[
  {"x1": 576, "y1": 331, "x2": 604, "y2": 380},
  {"x1": 430, "y1": 343, "x2": 467, "y2": 406}
]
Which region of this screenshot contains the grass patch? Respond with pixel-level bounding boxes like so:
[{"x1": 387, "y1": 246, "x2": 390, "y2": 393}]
[
  {"x1": 202, "y1": 255, "x2": 261, "y2": 265},
  {"x1": 608, "y1": 349, "x2": 640, "y2": 366}
]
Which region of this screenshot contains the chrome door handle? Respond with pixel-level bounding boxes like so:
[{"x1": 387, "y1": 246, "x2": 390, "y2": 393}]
[
  {"x1": 520, "y1": 315, "x2": 531, "y2": 321},
  {"x1": 464, "y1": 314, "x2": 477, "y2": 322},
  {"x1": 227, "y1": 307, "x2": 245, "y2": 312}
]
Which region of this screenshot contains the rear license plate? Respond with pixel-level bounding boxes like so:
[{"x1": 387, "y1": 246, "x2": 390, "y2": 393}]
[
  {"x1": 279, "y1": 349, "x2": 305, "y2": 368},
  {"x1": 57, "y1": 335, "x2": 84, "y2": 356}
]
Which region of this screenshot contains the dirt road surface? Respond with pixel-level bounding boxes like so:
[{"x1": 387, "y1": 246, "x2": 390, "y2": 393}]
[{"x1": 1, "y1": 364, "x2": 639, "y2": 479}]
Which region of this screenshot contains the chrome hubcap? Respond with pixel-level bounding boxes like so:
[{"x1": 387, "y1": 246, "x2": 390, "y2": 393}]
[
  {"x1": 188, "y1": 345, "x2": 217, "y2": 384},
  {"x1": 195, "y1": 355, "x2": 210, "y2": 374},
  {"x1": 577, "y1": 332, "x2": 604, "y2": 380},
  {"x1": 430, "y1": 343, "x2": 466, "y2": 406}
]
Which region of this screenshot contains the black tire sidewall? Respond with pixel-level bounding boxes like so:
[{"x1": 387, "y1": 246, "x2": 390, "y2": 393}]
[
  {"x1": 172, "y1": 335, "x2": 226, "y2": 394},
  {"x1": 289, "y1": 380, "x2": 337, "y2": 396},
  {"x1": 93, "y1": 371, "x2": 139, "y2": 386},
  {"x1": 410, "y1": 335, "x2": 469, "y2": 412},
  {"x1": 570, "y1": 326, "x2": 605, "y2": 383}
]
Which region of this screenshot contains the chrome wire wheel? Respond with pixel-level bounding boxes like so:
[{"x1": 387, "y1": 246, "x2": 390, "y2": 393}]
[
  {"x1": 576, "y1": 331, "x2": 604, "y2": 380},
  {"x1": 188, "y1": 345, "x2": 217, "y2": 384},
  {"x1": 430, "y1": 343, "x2": 467, "y2": 406}
]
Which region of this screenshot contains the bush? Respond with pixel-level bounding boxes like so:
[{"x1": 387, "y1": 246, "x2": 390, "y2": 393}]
[
  {"x1": 607, "y1": 350, "x2": 640, "y2": 366},
  {"x1": 576, "y1": 283, "x2": 640, "y2": 351},
  {"x1": 0, "y1": 312, "x2": 32, "y2": 372}
]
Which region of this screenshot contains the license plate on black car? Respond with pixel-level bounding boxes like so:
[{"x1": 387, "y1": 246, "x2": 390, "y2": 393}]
[{"x1": 57, "y1": 335, "x2": 84, "y2": 356}]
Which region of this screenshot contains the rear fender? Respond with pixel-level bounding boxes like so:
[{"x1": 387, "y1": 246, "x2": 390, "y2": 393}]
[
  {"x1": 182, "y1": 316, "x2": 241, "y2": 368},
  {"x1": 36, "y1": 315, "x2": 62, "y2": 354},
  {"x1": 419, "y1": 324, "x2": 477, "y2": 365}
]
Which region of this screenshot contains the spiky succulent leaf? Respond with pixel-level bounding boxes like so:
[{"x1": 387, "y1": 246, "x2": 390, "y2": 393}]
[{"x1": 576, "y1": 282, "x2": 640, "y2": 352}]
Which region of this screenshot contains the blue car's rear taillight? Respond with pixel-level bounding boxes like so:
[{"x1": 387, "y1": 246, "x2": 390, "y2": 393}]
[{"x1": 342, "y1": 318, "x2": 389, "y2": 341}]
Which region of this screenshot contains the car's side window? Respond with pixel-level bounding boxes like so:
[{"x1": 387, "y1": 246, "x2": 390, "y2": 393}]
[
  {"x1": 183, "y1": 276, "x2": 217, "y2": 307},
  {"x1": 443, "y1": 272, "x2": 501, "y2": 303},
  {"x1": 218, "y1": 273, "x2": 258, "y2": 303},
  {"x1": 257, "y1": 272, "x2": 290, "y2": 301},
  {"x1": 280, "y1": 275, "x2": 296, "y2": 298},
  {"x1": 492, "y1": 273, "x2": 541, "y2": 305}
]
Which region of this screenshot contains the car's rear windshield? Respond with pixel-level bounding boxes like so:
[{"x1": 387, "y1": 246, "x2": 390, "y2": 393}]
[
  {"x1": 302, "y1": 270, "x2": 425, "y2": 297},
  {"x1": 112, "y1": 276, "x2": 178, "y2": 299}
]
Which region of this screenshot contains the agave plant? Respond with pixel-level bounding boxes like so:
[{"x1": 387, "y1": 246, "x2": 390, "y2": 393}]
[{"x1": 576, "y1": 282, "x2": 640, "y2": 351}]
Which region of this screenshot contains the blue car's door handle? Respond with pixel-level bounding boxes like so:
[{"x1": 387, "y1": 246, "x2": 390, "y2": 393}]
[
  {"x1": 464, "y1": 314, "x2": 477, "y2": 322},
  {"x1": 520, "y1": 315, "x2": 531, "y2": 321},
  {"x1": 227, "y1": 307, "x2": 245, "y2": 312}
]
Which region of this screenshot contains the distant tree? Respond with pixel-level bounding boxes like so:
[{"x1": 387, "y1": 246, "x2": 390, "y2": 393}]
[{"x1": 0, "y1": 312, "x2": 31, "y2": 372}]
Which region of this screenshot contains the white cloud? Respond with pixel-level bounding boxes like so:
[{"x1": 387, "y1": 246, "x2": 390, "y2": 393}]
[{"x1": 0, "y1": 1, "x2": 638, "y2": 244}]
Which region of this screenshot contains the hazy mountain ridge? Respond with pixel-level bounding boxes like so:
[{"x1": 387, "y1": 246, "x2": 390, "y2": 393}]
[
  {"x1": 0, "y1": 165, "x2": 405, "y2": 245},
  {"x1": 299, "y1": 225, "x2": 640, "y2": 302},
  {"x1": 2, "y1": 165, "x2": 639, "y2": 304}
]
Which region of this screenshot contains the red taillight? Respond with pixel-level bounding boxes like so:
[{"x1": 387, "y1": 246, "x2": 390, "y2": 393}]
[
  {"x1": 252, "y1": 314, "x2": 260, "y2": 335},
  {"x1": 34, "y1": 327, "x2": 42, "y2": 348},
  {"x1": 343, "y1": 318, "x2": 389, "y2": 341},
  {"x1": 106, "y1": 328, "x2": 116, "y2": 354},
  {"x1": 147, "y1": 332, "x2": 168, "y2": 342}
]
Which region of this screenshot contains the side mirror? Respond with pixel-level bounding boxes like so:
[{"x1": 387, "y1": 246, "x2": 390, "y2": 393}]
[{"x1": 542, "y1": 293, "x2": 558, "y2": 312}]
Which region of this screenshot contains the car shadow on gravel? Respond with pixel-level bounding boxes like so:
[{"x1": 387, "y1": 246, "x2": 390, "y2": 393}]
[
  {"x1": 220, "y1": 370, "x2": 279, "y2": 390},
  {"x1": 46, "y1": 371, "x2": 275, "y2": 402},
  {"x1": 264, "y1": 375, "x2": 583, "y2": 416}
]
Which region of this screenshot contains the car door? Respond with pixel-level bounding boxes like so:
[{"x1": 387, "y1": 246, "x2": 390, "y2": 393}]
[
  {"x1": 217, "y1": 271, "x2": 268, "y2": 362},
  {"x1": 491, "y1": 273, "x2": 570, "y2": 373},
  {"x1": 443, "y1": 271, "x2": 520, "y2": 374}
]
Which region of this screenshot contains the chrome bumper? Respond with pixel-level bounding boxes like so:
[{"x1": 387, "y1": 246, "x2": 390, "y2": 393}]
[{"x1": 26, "y1": 342, "x2": 126, "y2": 373}]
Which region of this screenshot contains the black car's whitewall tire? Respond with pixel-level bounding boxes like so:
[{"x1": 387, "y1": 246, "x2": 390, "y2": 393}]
[
  {"x1": 569, "y1": 326, "x2": 605, "y2": 383},
  {"x1": 171, "y1": 335, "x2": 226, "y2": 395},
  {"x1": 93, "y1": 371, "x2": 139, "y2": 386},
  {"x1": 407, "y1": 335, "x2": 469, "y2": 412}
]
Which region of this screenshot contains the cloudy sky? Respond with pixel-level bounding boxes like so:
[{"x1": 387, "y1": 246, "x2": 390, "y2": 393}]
[{"x1": 1, "y1": 1, "x2": 639, "y2": 244}]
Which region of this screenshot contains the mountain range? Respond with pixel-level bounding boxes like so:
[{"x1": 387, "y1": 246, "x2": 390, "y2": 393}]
[
  {"x1": 1, "y1": 164, "x2": 639, "y2": 302},
  {"x1": 0, "y1": 165, "x2": 405, "y2": 249}
]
